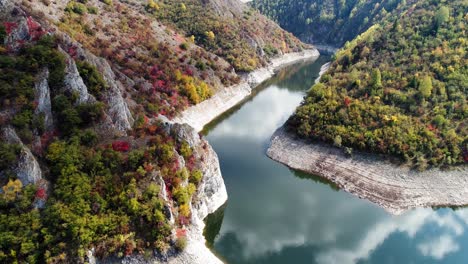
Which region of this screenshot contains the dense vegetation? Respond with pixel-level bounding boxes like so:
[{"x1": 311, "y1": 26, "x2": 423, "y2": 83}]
[
  {"x1": 153, "y1": 0, "x2": 306, "y2": 72},
  {"x1": 288, "y1": 0, "x2": 467, "y2": 170},
  {"x1": 0, "y1": 29, "x2": 204, "y2": 262},
  {"x1": 252, "y1": 0, "x2": 413, "y2": 45}
]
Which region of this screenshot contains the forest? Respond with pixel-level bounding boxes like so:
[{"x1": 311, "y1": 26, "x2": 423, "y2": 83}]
[
  {"x1": 288, "y1": 0, "x2": 467, "y2": 170},
  {"x1": 251, "y1": 0, "x2": 414, "y2": 45}
]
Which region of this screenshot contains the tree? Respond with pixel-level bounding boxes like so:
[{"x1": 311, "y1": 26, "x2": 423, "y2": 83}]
[
  {"x1": 434, "y1": 6, "x2": 449, "y2": 29},
  {"x1": 419, "y1": 76, "x2": 433, "y2": 99},
  {"x1": 371, "y1": 68, "x2": 382, "y2": 88}
]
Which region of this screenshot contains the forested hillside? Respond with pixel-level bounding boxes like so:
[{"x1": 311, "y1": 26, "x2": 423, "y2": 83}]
[
  {"x1": 252, "y1": 0, "x2": 413, "y2": 45},
  {"x1": 288, "y1": 0, "x2": 467, "y2": 170}
]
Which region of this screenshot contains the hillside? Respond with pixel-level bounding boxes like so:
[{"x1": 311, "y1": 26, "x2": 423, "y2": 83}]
[
  {"x1": 0, "y1": 0, "x2": 308, "y2": 263},
  {"x1": 251, "y1": 0, "x2": 413, "y2": 46},
  {"x1": 287, "y1": 0, "x2": 467, "y2": 170}
]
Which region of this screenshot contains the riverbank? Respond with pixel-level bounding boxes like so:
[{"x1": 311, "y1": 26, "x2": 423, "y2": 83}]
[
  {"x1": 173, "y1": 49, "x2": 320, "y2": 132},
  {"x1": 267, "y1": 128, "x2": 468, "y2": 215}
]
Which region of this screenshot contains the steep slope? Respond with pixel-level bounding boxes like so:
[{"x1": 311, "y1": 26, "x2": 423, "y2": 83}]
[
  {"x1": 0, "y1": 0, "x2": 311, "y2": 263},
  {"x1": 252, "y1": 0, "x2": 413, "y2": 46},
  {"x1": 286, "y1": 0, "x2": 467, "y2": 169}
]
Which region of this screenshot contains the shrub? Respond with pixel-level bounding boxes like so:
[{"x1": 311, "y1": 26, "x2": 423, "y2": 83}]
[
  {"x1": 112, "y1": 141, "x2": 130, "y2": 152},
  {"x1": 175, "y1": 236, "x2": 187, "y2": 251},
  {"x1": 76, "y1": 61, "x2": 107, "y2": 97}
]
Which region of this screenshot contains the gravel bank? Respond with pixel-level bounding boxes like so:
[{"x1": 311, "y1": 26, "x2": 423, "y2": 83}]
[{"x1": 267, "y1": 128, "x2": 468, "y2": 215}]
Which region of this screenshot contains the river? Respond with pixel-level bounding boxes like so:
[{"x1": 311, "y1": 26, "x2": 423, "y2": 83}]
[{"x1": 201, "y1": 57, "x2": 468, "y2": 264}]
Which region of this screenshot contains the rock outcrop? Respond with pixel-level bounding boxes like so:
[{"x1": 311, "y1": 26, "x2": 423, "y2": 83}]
[
  {"x1": 81, "y1": 50, "x2": 134, "y2": 132},
  {"x1": 174, "y1": 49, "x2": 320, "y2": 132},
  {"x1": 62, "y1": 48, "x2": 96, "y2": 104},
  {"x1": 168, "y1": 124, "x2": 227, "y2": 264},
  {"x1": 34, "y1": 68, "x2": 54, "y2": 130},
  {"x1": 267, "y1": 127, "x2": 468, "y2": 215},
  {"x1": 2, "y1": 127, "x2": 42, "y2": 186}
]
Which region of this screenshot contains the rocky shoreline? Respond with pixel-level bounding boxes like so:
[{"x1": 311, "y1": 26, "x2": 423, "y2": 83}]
[
  {"x1": 173, "y1": 49, "x2": 320, "y2": 132},
  {"x1": 267, "y1": 127, "x2": 468, "y2": 215}
]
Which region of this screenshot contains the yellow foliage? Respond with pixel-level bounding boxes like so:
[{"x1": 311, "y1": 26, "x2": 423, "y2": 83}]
[
  {"x1": 176, "y1": 70, "x2": 213, "y2": 104},
  {"x1": 179, "y1": 204, "x2": 190, "y2": 217},
  {"x1": 147, "y1": 0, "x2": 160, "y2": 10},
  {"x1": 2, "y1": 179, "x2": 23, "y2": 201},
  {"x1": 205, "y1": 31, "x2": 215, "y2": 41}
]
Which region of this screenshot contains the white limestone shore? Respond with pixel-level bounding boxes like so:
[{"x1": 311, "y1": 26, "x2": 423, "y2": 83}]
[
  {"x1": 267, "y1": 127, "x2": 468, "y2": 215},
  {"x1": 173, "y1": 49, "x2": 320, "y2": 132}
]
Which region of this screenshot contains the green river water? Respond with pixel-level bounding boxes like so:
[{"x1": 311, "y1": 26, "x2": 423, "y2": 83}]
[{"x1": 202, "y1": 56, "x2": 468, "y2": 264}]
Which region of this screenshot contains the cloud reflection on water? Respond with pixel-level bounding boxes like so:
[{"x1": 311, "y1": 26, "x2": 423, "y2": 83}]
[
  {"x1": 208, "y1": 86, "x2": 303, "y2": 141},
  {"x1": 205, "y1": 57, "x2": 468, "y2": 264}
]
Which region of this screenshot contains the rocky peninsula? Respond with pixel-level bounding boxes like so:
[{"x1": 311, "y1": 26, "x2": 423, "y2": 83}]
[{"x1": 267, "y1": 127, "x2": 468, "y2": 215}]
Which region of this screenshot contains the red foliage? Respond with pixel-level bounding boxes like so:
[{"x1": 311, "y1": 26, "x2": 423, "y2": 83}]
[
  {"x1": 344, "y1": 97, "x2": 352, "y2": 107},
  {"x1": 427, "y1": 124, "x2": 436, "y2": 131},
  {"x1": 124, "y1": 241, "x2": 135, "y2": 256},
  {"x1": 112, "y1": 141, "x2": 130, "y2": 152},
  {"x1": 4, "y1": 22, "x2": 17, "y2": 35},
  {"x1": 179, "y1": 216, "x2": 190, "y2": 226},
  {"x1": 143, "y1": 162, "x2": 154, "y2": 172},
  {"x1": 184, "y1": 67, "x2": 193, "y2": 76},
  {"x1": 186, "y1": 155, "x2": 196, "y2": 171},
  {"x1": 27, "y1": 17, "x2": 46, "y2": 41},
  {"x1": 35, "y1": 188, "x2": 47, "y2": 200},
  {"x1": 176, "y1": 228, "x2": 187, "y2": 238},
  {"x1": 68, "y1": 46, "x2": 78, "y2": 59}
]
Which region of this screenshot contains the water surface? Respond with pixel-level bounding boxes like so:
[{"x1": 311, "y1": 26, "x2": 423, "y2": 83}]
[{"x1": 203, "y1": 57, "x2": 468, "y2": 264}]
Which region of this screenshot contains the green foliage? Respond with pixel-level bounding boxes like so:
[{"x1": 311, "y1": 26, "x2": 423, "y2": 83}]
[
  {"x1": 252, "y1": 0, "x2": 407, "y2": 45},
  {"x1": 65, "y1": 1, "x2": 88, "y2": 15},
  {"x1": 153, "y1": 0, "x2": 305, "y2": 72},
  {"x1": 76, "y1": 61, "x2": 107, "y2": 98},
  {"x1": 434, "y1": 6, "x2": 450, "y2": 29},
  {"x1": 175, "y1": 236, "x2": 187, "y2": 251},
  {"x1": 419, "y1": 76, "x2": 433, "y2": 99},
  {"x1": 0, "y1": 184, "x2": 42, "y2": 264},
  {"x1": 0, "y1": 25, "x2": 6, "y2": 44},
  {"x1": 0, "y1": 143, "x2": 21, "y2": 171},
  {"x1": 289, "y1": 0, "x2": 467, "y2": 169}
]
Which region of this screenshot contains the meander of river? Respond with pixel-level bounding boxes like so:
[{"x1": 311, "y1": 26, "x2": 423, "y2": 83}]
[{"x1": 202, "y1": 56, "x2": 468, "y2": 264}]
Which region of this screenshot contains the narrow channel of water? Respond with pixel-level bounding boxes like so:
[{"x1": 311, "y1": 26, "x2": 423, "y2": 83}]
[{"x1": 202, "y1": 57, "x2": 468, "y2": 264}]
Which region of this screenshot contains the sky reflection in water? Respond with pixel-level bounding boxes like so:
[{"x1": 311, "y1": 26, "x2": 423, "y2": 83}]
[{"x1": 203, "y1": 57, "x2": 468, "y2": 264}]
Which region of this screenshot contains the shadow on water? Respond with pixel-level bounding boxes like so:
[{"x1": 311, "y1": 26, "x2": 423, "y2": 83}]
[
  {"x1": 290, "y1": 169, "x2": 340, "y2": 191},
  {"x1": 204, "y1": 202, "x2": 228, "y2": 248}
]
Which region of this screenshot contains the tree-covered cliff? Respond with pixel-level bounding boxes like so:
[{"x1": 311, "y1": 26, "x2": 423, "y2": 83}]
[
  {"x1": 287, "y1": 0, "x2": 467, "y2": 170},
  {"x1": 0, "y1": 0, "x2": 306, "y2": 262}
]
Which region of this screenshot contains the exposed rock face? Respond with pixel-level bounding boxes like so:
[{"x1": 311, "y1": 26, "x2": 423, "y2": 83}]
[
  {"x1": 2, "y1": 127, "x2": 42, "y2": 186},
  {"x1": 62, "y1": 48, "x2": 96, "y2": 104},
  {"x1": 267, "y1": 128, "x2": 468, "y2": 215},
  {"x1": 34, "y1": 68, "x2": 53, "y2": 130},
  {"x1": 81, "y1": 50, "x2": 134, "y2": 132},
  {"x1": 315, "y1": 62, "x2": 331, "y2": 83},
  {"x1": 166, "y1": 124, "x2": 227, "y2": 264},
  {"x1": 4, "y1": 17, "x2": 29, "y2": 50},
  {"x1": 174, "y1": 49, "x2": 320, "y2": 132}
]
